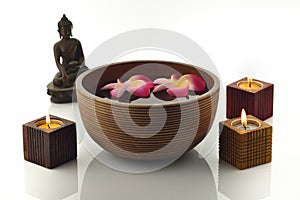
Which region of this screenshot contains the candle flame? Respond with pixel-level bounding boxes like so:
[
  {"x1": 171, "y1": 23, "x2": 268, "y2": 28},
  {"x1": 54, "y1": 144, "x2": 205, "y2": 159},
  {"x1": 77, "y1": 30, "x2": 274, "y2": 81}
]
[
  {"x1": 46, "y1": 114, "x2": 50, "y2": 126},
  {"x1": 241, "y1": 109, "x2": 247, "y2": 126},
  {"x1": 247, "y1": 77, "x2": 253, "y2": 88}
]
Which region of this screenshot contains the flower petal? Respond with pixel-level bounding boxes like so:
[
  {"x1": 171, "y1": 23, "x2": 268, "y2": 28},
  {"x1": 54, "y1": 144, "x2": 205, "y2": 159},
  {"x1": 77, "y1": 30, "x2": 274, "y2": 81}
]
[
  {"x1": 154, "y1": 74, "x2": 179, "y2": 85},
  {"x1": 179, "y1": 74, "x2": 207, "y2": 92},
  {"x1": 153, "y1": 74, "x2": 182, "y2": 94},
  {"x1": 153, "y1": 82, "x2": 175, "y2": 93},
  {"x1": 166, "y1": 82, "x2": 189, "y2": 97},
  {"x1": 153, "y1": 84, "x2": 168, "y2": 93},
  {"x1": 101, "y1": 78, "x2": 123, "y2": 90},
  {"x1": 110, "y1": 88, "x2": 123, "y2": 98},
  {"x1": 153, "y1": 77, "x2": 170, "y2": 85},
  {"x1": 130, "y1": 75, "x2": 154, "y2": 88},
  {"x1": 100, "y1": 83, "x2": 119, "y2": 90},
  {"x1": 126, "y1": 80, "x2": 150, "y2": 98},
  {"x1": 171, "y1": 74, "x2": 179, "y2": 81}
]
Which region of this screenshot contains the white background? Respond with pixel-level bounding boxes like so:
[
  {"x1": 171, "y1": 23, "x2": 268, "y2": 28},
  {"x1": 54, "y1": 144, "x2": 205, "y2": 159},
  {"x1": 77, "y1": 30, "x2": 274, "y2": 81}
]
[{"x1": 1, "y1": 0, "x2": 299, "y2": 199}]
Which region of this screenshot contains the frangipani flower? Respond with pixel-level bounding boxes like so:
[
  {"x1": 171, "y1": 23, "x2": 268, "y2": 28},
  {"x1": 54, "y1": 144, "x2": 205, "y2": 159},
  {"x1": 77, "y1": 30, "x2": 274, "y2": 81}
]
[
  {"x1": 100, "y1": 78, "x2": 124, "y2": 98},
  {"x1": 153, "y1": 74, "x2": 207, "y2": 97},
  {"x1": 100, "y1": 75, "x2": 153, "y2": 98}
]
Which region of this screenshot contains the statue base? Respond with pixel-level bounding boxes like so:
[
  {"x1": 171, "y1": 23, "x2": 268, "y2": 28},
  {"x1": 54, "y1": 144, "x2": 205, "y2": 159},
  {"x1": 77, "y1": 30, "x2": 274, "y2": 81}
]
[
  {"x1": 47, "y1": 82, "x2": 76, "y2": 103},
  {"x1": 47, "y1": 66, "x2": 89, "y2": 103}
]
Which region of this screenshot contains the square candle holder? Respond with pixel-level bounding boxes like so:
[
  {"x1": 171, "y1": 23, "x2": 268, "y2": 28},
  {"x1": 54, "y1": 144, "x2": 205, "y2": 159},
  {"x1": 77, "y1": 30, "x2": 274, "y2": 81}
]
[
  {"x1": 219, "y1": 115, "x2": 272, "y2": 170},
  {"x1": 23, "y1": 115, "x2": 77, "y2": 169},
  {"x1": 226, "y1": 77, "x2": 274, "y2": 120}
]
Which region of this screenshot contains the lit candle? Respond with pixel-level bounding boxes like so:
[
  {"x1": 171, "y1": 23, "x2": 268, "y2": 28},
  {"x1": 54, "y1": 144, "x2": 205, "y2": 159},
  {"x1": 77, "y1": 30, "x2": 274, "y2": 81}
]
[
  {"x1": 231, "y1": 109, "x2": 260, "y2": 130},
  {"x1": 219, "y1": 109, "x2": 272, "y2": 169},
  {"x1": 227, "y1": 77, "x2": 274, "y2": 120},
  {"x1": 237, "y1": 77, "x2": 263, "y2": 90},
  {"x1": 36, "y1": 114, "x2": 63, "y2": 129},
  {"x1": 23, "y1": 114, "x2": 77, "y2": 169}
]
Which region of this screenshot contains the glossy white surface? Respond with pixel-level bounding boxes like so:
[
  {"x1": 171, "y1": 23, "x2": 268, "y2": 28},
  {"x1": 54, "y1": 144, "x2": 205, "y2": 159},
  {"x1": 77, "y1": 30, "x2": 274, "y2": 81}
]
[{"x1": 1, "y1": 0, "x2": 300, "y2": 199}]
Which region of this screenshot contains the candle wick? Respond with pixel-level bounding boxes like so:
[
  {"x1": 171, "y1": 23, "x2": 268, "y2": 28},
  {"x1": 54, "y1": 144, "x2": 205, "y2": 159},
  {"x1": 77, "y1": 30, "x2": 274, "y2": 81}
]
[
  {"x1": 47, "y1": 124, "x2": 50, "y2": 129},
  {"x1": 243, "y1": 124, "x2": 247, "y2": 130},
  {"x1": 249, "y1": 82, "x2": 251, "y2": 88}
]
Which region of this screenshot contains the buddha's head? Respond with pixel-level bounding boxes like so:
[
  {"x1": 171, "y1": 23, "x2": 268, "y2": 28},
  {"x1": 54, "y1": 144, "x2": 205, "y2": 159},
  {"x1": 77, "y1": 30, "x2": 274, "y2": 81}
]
[{"x1": 58, "y1": 14, "x2": 73, "y2": 38}]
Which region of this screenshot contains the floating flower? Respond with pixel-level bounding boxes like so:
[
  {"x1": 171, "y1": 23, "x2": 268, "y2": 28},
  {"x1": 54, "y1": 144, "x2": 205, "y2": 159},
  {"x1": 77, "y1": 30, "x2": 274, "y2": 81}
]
[
  {"x1": 100, "y1": 78, "x2": 124, "y2": 98},
  {"x1": 153, "y1": 74, "x2": 207, "y2": 97},
  {"x1": 100, "y1": 75, "x2": 153, "y2": 98}
]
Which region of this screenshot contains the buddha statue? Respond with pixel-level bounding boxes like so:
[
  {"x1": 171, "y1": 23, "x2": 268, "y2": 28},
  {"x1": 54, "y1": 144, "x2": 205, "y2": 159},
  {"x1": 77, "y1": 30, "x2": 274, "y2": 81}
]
[{"x1": 47, "y1": 14, "x2": 88, "y2": 103}]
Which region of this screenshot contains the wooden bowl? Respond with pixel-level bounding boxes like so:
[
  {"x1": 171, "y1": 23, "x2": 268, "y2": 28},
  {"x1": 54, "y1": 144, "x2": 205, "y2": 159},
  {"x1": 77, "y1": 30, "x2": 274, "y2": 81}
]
[{"x1": 76, "y1": 60, "x2": 220, "y2": 160}]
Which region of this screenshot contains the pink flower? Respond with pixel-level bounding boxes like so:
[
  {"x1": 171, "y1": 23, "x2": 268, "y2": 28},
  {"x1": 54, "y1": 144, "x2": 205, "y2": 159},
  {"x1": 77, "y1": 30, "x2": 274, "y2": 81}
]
[
  {"x1": 153, "y1": 74, "x2": 206, "y2": 97},
  {"x1": 100, "y1": 75, "x2": 153, "y2": 98}
]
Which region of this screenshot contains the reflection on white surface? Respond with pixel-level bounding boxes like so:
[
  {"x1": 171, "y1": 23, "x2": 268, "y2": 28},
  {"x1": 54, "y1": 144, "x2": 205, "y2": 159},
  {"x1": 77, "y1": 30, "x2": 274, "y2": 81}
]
[
  {"x1": 24, "y1": 160, "x2": 78, "y2": 200},
  {"x1": 218, "y1": 160, "x2": 271, "y2": 200},
  {"x1": 95, "y1": 150, "x2": 181, "y2": 173},
  {"x1": 80, "y1": 150, "x2": 217, "y2": 200}
]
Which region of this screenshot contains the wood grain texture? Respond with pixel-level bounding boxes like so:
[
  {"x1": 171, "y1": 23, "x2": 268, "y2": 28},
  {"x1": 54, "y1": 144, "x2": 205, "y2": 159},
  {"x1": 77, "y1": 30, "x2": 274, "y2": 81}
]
[
  {"x1": 219, "y1": 115, "x2": 272, "y2": 170},
  {"x1": 226, "y1": 77, "x2": 273, "y2": 120},
  {"x1": 23, "y1": 115, "x2": 77, "y2": 169}
]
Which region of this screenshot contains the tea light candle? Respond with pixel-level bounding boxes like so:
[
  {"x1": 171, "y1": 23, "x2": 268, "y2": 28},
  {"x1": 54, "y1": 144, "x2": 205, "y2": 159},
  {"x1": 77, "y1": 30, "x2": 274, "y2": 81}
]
[
  {"x1": 36, "y1": 114, "x2": 63, "y2": 129},
  {"x1": 237, "y1": 77, "x2": 263, "y2": 90},
  {"x1": 231, "y1": 109, "x2": 260, "y2": 130},
  {"x1": 226, "y1": 77, "x2": 274, "y2": 120},
  {"x1": 219, "y1": 108, "x2": 272, "y2": 170},
  {"x1": 23, "y1": 115, "x2": 77, "y2": 169}
]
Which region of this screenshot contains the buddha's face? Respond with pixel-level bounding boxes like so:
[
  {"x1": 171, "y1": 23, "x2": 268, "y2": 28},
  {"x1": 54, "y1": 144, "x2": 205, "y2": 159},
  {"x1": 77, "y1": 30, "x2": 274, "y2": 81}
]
[{"x1": 59, "y1": 25, "x2": 72, "y2": 38}]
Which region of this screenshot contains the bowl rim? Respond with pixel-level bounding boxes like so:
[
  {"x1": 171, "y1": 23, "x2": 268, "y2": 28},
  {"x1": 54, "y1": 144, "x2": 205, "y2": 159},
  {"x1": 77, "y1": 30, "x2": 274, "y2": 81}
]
[{"x1": 76, "y1": 60, "x2": 220, "y2": 108}]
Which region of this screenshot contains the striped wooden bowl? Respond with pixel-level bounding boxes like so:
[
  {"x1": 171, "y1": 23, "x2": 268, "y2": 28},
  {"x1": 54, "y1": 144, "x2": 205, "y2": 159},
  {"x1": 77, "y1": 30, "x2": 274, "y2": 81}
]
[{"x1": 76, "y1": 60, "x2": 220, "y2": 160}]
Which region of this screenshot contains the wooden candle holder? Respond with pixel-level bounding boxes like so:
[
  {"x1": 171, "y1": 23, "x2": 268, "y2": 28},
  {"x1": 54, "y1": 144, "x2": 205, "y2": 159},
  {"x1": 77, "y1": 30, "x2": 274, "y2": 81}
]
[
  {"x1": 23, "y1": 115, "x2": 77, "y2": 169},
  {"x1": 226, "y1": 77, "x2": 273, "y2": 120},
  {"x1": 219, "y1": 115, "x2": 272, "y2": 170}
]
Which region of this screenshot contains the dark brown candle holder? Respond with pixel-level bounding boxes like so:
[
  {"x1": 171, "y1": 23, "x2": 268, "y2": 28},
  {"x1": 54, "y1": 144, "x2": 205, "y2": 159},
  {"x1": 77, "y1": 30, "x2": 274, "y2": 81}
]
[
  {"x1": 226, "y1": 77, "x2": 274, "y2": 120},
  {"x1": 23, "y1": 115, "x2": 77, "y2": 169},
  {"x1": 219, "y1": 115, "x2": 272, "y2": 170}
]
